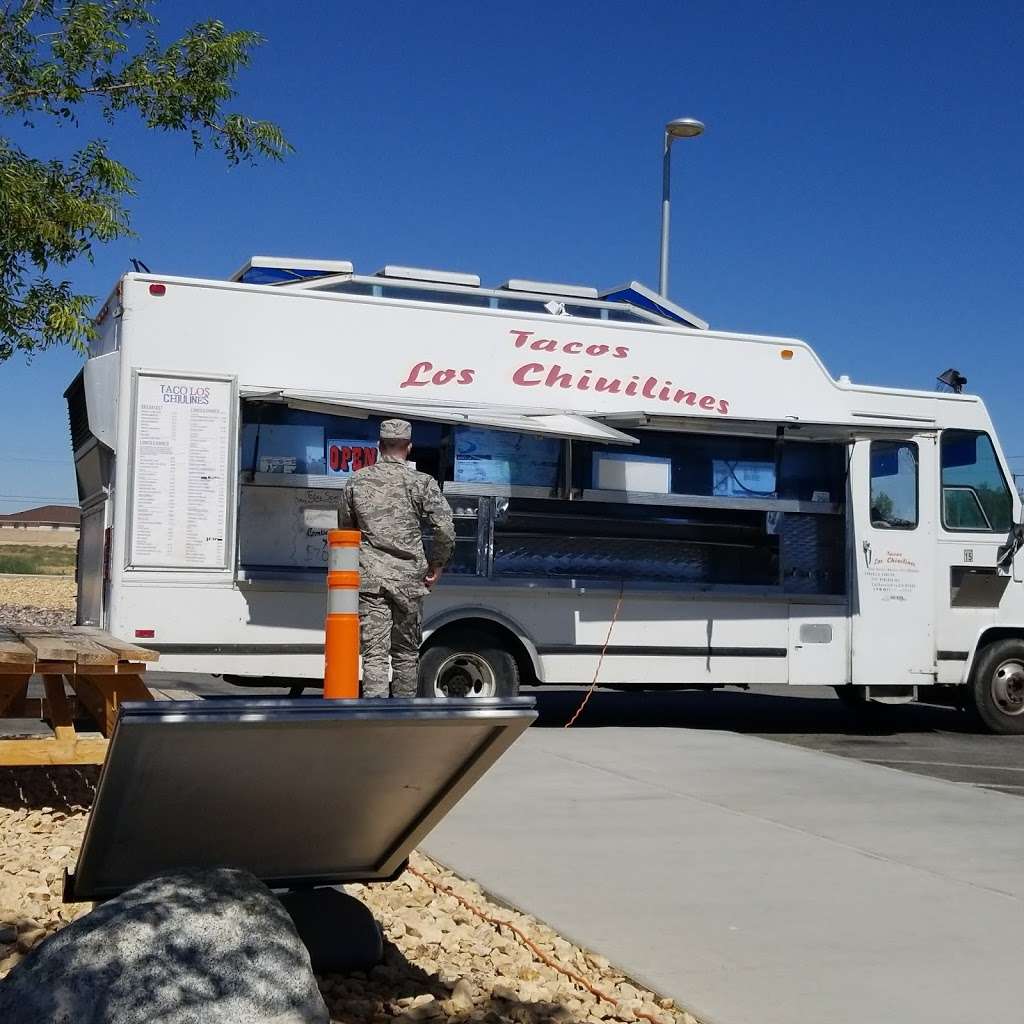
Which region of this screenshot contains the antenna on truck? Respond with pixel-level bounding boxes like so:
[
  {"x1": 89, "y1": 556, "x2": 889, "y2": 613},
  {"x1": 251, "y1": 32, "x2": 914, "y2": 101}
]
[{"x1": 130, "y1": 258, "x2": 151, "y2": 273}]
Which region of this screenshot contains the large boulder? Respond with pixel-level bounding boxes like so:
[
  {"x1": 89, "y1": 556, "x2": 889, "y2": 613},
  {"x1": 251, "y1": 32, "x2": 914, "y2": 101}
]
[{"x1": 0, "y1": 867, "x2": 329, "y2": 1024}]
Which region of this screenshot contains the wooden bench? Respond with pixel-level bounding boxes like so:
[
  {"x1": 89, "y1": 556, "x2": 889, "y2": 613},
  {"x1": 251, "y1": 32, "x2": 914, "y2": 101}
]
[{"x1": 0, "y1": 625, "x2": 158, "y2": 766}]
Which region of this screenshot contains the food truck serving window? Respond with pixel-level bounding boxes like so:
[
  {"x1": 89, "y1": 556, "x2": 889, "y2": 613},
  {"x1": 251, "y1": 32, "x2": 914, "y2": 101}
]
[
  {"x1": 574, "y1": 432, "x2": 844, "y2": 504},
  {"x1": 454, "y1": 427, "x2": 561, "y2": 489},
  {"x1": 241, "y1": 403, "x2": 445, "y2": 480},
  {"x1": 238, "y1": 402, "x2": 448, "y2": 573}
]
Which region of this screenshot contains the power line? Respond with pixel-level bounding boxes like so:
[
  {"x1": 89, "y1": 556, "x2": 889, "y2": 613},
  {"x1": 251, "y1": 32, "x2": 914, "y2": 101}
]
[{"x1": 0, "y1": 454, "x2": 71, "y2": 464}]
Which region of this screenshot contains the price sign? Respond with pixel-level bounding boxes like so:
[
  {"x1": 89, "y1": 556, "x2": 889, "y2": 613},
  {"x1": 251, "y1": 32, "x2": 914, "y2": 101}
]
[{"x1": 128, "y1": 373, "x2": 235, "y2": 569}]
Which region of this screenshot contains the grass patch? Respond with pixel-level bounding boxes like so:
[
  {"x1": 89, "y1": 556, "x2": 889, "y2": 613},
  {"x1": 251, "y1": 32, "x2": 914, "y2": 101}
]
[
  {"x1": 0, "y1": 554, "x2": 37, "y2": 574},
  {"x1": 0, "y1": 545, "x2": 76, "y2": 576}
]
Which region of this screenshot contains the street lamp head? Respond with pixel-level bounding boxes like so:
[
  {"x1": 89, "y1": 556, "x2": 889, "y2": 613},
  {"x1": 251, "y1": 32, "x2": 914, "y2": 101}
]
[{"x1": 665, "y1": 117, "x2": 705, "y2": 140}]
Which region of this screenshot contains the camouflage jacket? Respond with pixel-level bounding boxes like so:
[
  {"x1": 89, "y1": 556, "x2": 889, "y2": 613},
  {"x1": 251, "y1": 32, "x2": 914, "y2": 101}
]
[{"x1": 339, "y1": 456, "x2": 455, "y2": 593}]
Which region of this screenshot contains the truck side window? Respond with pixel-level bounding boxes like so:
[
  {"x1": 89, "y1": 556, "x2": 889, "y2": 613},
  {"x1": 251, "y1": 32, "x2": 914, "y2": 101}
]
[
  {"x1": 869, "y1": 441, "x2": 918, "y2": 530},
  {"x1": 941, "y1": 430, "x2": 1013, "y2": 532}
]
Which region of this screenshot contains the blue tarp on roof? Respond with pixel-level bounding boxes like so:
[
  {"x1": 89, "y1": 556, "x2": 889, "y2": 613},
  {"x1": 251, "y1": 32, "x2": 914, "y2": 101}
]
[{"x1": 601, "y1": 286, "x2": 704, "y2": 329}]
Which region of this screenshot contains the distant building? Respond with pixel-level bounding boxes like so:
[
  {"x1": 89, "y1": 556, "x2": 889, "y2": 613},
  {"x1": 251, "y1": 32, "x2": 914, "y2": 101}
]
[{"x1": 0, "y1": 504, "x2": 81, "y2": 532}]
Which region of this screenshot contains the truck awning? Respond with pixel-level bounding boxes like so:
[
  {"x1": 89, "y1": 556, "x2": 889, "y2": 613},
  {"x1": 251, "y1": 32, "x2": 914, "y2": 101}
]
[
  {"x1": 243, "y1": 388, "x2": 638, "y2": 445},
  {"x1": 596, "y1": 410, "x2": 938, "y2": 440}
]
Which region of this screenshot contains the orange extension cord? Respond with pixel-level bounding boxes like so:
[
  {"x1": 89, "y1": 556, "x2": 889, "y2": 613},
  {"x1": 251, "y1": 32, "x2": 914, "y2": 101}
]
[
  {"x1": 407, "y1": 864, "x2": 668, "y2": 1024},
  {"x1": 564, "y1": 583, "x2": 625, "y2": 729}
]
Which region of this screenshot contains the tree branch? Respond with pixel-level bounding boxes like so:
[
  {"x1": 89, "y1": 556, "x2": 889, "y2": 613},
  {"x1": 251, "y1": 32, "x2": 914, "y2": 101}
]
[{"x1": 0, "y1": 80, "x2": 142, "y2": 106}]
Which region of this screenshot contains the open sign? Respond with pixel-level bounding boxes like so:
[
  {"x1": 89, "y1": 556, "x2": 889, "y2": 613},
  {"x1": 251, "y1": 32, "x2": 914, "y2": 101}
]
[{"x1": 327, "y1": 440, "x2": 378, "y2": 476}]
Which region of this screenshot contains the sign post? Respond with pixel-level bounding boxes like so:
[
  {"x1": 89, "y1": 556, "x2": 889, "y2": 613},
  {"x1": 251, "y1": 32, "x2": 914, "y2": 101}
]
[{"x1": 324, "y1": 530, "x2": 361, "y2": 698}]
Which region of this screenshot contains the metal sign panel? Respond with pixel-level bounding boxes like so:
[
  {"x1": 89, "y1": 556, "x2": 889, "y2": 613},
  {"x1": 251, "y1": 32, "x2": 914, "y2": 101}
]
[{"x1": 66, "y1": 698, "x2": 535, "y2": 902}]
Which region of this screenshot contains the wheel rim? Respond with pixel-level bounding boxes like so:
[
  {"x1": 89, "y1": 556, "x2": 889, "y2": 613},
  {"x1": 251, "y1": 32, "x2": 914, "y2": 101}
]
[
  {"x1": 432, "y1": 653, "x2": 497, "y2": 699},
  {"x1": 991, "y1": 659, "x2": 1024, "y2": 717}
]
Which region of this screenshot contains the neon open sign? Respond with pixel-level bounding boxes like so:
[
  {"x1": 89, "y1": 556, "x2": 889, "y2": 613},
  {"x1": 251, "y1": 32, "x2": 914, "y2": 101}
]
[{"x1": 327, "y1": 440, "x2": 378, "y2": 476}]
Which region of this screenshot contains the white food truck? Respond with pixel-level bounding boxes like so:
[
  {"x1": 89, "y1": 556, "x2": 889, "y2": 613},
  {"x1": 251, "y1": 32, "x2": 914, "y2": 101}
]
[{"x1": 67, "y1": 258, "x2": 1024, "y2": 731}]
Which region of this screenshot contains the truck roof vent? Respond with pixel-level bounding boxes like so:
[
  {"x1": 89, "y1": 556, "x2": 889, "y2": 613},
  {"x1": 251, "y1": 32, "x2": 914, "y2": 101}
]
[
  {"x1": 375, "y1": 265, "x2": 481, "y2": 287},
  {"x1": 500, "y1": 279, "x2": 599, "y2": 299},
  {"x1": 231, "y1": 257, "x2": 354, "y2": 286},
  {"x1": 600, "y1": 281, "x2": 708, "y2": 330}
]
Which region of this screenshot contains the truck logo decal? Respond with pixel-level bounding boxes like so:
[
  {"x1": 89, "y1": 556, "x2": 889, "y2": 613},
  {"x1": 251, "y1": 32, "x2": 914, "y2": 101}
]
[
  {"x1": 397, "y1": 327, "x2": 732, "y2": 416},
  {"x1": 862, "y1": 544, "x2": 920, "y2": 603}
]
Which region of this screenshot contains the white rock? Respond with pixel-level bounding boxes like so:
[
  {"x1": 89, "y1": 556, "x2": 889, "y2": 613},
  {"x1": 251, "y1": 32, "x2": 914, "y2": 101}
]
[{"x1": 449, "y1": 978, "x2": 475, "y2": 1010}]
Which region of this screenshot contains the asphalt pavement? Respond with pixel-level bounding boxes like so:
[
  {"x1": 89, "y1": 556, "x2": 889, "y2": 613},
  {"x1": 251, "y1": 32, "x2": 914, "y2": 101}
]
[
  {"x1": 6, "y1": 677, "x2": 1024, "y2": 796},
  {"x1": 522, "y1": 685, "x2": 1024, "y2": 797}
]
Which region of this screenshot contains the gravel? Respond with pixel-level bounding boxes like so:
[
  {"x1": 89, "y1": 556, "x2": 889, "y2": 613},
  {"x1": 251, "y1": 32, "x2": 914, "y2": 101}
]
[
  {"x1": 0, "y1": 768, "x2": 699, "y2": 1024},
  {"x1": 1, "y1": 579, "x2": 701, "y2": 1023},
  {"x1": 0, "y1": 575, "x2": 76, "y2": 630}
]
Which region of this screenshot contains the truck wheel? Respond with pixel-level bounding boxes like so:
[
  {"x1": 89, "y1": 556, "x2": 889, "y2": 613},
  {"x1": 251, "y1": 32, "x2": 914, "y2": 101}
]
[
  {"x1": 418, "y1": 632, "x2": 519, "y2": 699},
  {"x1": 968, "y1": 639, "x2": 1024, "y2": 734}
]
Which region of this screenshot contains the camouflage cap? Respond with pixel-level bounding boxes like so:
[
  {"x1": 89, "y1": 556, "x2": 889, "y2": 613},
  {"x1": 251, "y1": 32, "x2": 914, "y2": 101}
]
[{"x1": 379, "y1": 418, "x2": 412, "y2": 441}]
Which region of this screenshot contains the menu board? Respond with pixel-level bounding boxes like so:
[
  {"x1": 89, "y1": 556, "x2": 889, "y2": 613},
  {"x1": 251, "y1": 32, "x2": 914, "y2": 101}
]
[
  {"x1": 454, "y1": 427, "x2": 560, "y2": 488},
  {"x1": 129, "y1": 373, "x2": 235, "y2": 569}
]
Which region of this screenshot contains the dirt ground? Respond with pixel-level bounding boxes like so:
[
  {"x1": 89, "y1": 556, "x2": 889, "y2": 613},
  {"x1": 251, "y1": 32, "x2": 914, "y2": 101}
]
[{"x1": 0, "y1": 530, "x2": 78, "y2": 548}]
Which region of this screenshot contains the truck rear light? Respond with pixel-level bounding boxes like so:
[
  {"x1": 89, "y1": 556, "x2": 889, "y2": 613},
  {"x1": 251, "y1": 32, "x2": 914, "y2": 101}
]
[
  {"x1": 135, "y1": 629, "x2": 156, "y2": 639},
  {"x1": 148, "y1": 283, "x2": 166, "y2": 296}
]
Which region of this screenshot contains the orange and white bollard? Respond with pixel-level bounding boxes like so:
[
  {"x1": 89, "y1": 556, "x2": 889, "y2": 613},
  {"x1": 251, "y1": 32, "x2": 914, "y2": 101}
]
[{"x1": 324, "y1": 529, "x2": 361, "y2": 698}]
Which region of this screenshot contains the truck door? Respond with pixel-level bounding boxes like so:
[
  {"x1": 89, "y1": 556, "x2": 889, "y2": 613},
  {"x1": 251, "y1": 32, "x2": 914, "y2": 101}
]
[
  {"x1": 850, "y1": 436, "x2": 936, "y2": 685},
  {"x1": 76, "y1": 495, "x2": 108, "y2": 627},
  {"x1": 934, "y1": 429, "x2": 1021, "y2": 660}
]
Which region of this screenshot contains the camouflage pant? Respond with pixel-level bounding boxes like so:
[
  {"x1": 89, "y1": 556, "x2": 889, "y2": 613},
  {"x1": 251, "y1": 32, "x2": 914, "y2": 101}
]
[{"x1": 359, "y1": 586, "x2": 423, "y2": 698}]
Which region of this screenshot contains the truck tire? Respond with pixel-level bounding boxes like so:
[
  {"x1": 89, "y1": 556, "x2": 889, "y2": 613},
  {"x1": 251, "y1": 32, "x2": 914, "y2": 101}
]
[
  {"x1": 418, "y1": 631, "x2": 519, "y2": 699},
  {"x1": 967, "y1": 639, "x2": 1024, "y2": 734}
]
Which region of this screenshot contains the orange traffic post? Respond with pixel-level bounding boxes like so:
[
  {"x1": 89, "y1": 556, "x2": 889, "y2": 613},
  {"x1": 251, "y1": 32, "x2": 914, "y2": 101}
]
[{"x1": 324, "y1": 529, "x2": 361, "y2": 698}]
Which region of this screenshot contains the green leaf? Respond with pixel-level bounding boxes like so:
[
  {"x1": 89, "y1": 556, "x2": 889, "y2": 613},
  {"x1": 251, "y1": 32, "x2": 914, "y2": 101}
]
[{"x1": 0, "y1": 0, "x2": 291, "y2": 361}]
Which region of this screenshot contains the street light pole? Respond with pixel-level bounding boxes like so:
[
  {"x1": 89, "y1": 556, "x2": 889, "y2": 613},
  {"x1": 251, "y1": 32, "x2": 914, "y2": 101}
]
[
  {"x1": 658, "y1": 118, "x2": 705, "y2": 298},
  {"x1": 659, "y1": 132, "x2": 673, "y2": 298}
]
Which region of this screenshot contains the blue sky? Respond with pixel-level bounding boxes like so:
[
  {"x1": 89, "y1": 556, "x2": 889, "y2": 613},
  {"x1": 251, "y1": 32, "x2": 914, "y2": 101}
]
[{"x1": 1, "y1": 0, "x2": 1022, "y2": 512}]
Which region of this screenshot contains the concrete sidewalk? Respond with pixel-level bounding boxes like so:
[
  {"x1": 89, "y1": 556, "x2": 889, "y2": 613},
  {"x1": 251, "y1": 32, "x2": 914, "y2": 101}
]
[{"x1": 423, "y1": 725, "x2": 1024, "y2": 1024}]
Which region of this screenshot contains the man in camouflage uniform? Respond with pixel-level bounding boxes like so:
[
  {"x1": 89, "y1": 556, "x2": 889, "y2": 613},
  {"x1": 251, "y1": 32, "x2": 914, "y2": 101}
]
[{"x1": 339, "y1": 420, "x2": 455, "y2": 698}]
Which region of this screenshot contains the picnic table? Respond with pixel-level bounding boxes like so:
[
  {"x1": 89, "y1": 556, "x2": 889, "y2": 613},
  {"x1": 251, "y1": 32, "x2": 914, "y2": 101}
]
[{"x1": 0, "y1": 625, "x2": 158, "y2": 766}]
